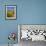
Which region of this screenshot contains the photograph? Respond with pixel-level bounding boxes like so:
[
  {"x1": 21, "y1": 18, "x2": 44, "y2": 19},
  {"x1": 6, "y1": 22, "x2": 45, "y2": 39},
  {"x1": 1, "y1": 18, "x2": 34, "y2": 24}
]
[{"x1": 5, "y1": 5, "x2": 16, "y2": 20}]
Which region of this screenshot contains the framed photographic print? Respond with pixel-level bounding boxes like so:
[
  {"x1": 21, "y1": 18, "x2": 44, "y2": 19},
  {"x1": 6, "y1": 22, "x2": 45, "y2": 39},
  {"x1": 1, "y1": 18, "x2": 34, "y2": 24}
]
[{"x1": 5, "y1": 5, "x2": 16, "y2": 20}]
